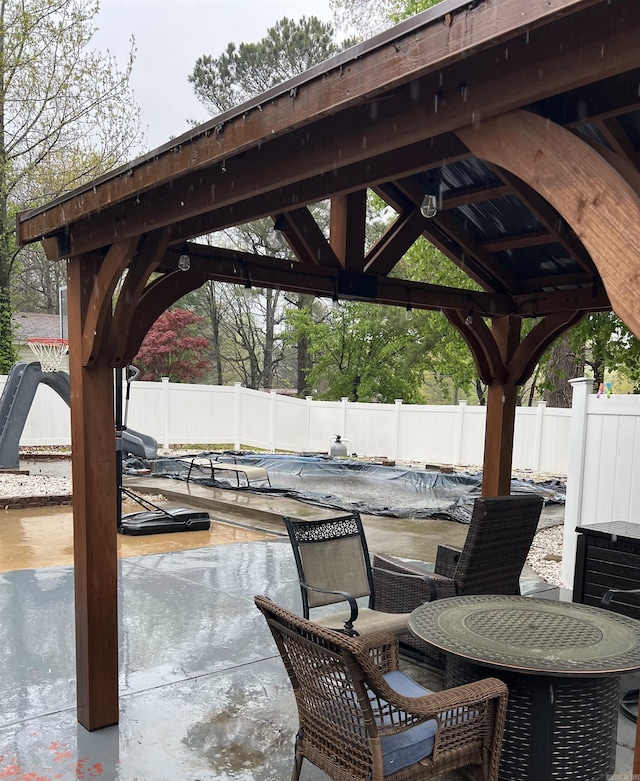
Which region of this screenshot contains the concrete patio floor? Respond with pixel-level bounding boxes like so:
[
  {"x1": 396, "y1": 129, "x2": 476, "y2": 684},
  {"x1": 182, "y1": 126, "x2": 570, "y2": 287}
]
[{"x1": 0, "y1": 476, "x2": 637, "y2": 780}]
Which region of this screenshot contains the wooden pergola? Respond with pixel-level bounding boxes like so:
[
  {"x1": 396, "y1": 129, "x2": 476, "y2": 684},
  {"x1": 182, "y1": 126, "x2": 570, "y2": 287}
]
[{"x1": 16, "y1": 0, "x2": 640, "y2": 740}]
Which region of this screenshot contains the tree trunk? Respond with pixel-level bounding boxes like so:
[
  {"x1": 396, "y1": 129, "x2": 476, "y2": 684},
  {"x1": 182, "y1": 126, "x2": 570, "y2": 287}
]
[{"x1": 544, "y1": 336, "x2": 585, "y2": 407}]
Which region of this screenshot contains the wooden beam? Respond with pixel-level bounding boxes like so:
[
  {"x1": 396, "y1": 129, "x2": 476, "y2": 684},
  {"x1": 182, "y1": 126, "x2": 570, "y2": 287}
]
[
  {"x1": 156, "y1": 242, "x2": 609, "y2": 317},
  {"x1": 364, "y1": 208, "x2": 427, "y2": 275},
  {"x1": 458, "y1": 109, "x2": 640, "y2": 339},
  {"x1": 43, "y1": 134, "x2": 468, "y2": 261},
  {"x1": 508, "y1": 310, "x2": 587, "y2": 386},
  {"x1": 108, "y1": 230, "x2": 170, "y2": 365},
  {"x1": 330, "y1": 191, "x2": 367, "y2": 271},
  {"x1": 594, "y1": 118, "x2": 638, "y2": 165},
  {"x1": 173, "y1": 244, "x2": 518, "y2": 315},
  {"x1": 67, "y1": 254, "x2": 119, "y2": 730},
  {"x1": 278, "y1": 208, "x2": 341, "y2": 268},
  {"x1": 118, "y1": 270, "x2": 208, "y2": 367},
  {"x1": 82, "y1": 237, "x2": 139, "y2": 366}
]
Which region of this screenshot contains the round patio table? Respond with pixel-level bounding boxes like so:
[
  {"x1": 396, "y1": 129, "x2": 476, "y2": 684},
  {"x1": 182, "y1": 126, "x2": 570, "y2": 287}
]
[{"x1": 409, "y1": 595, "x2": 640, "y2": 781}]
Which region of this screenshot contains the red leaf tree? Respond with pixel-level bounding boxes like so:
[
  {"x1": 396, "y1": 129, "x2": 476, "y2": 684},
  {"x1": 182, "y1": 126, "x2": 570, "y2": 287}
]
[{"x1": 134, "y1": 309, "x2": 211, "y2": 382}]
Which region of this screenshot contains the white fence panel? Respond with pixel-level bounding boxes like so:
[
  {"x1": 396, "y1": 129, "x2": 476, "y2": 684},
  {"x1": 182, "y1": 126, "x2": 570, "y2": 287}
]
[
  {"x1": 345, "y1": 402, "x2": 397, "y2": 458},
  {"x1": 562, "y1": 382, "x2": 640, "y2": 586},
  {"x1": 25, "y1": 383, "x2": 71, "y2": 444},
  {"x1": 0, "y1": 374, "x2": 581, "y2": 471},
  {"x1": 536, "y1": 406, "x2": 571, "y2": 476},
  {"x1": 398, "y1": 405, "x2": 458, "y2": 464},
  {"x1": 458, "y1": 406, "x2": 486, "y2": 467},
  {"x1": 125, "y1": 380, "x2": 164, "y2": 438},
  {"x1": 273, "y1": 394, "x2": 314, "y2": 452},
  {"x1": 0, "y1": 376, "x2": 71, "y2": 445},
  {"x1": 237, "y1": 387, "x2": 272, "y2": 450},
  {"x1": 308, "y1": 400, "x2": 344, "y2": 453}
]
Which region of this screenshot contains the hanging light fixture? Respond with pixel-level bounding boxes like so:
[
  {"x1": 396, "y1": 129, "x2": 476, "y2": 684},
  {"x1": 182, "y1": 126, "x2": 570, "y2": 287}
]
[
  {"x1": 242, "y1": 263, "x2": 253, "y2": 300},
  {"x1": 272, "y1": 215, "x2": 287, "y2": 248},
  {"x1": 405, "y1": 287, "x2": 414, "y2": 321},
  {"x1": 420, "y1": 178, "x2": 439, "y2": 219},
  {"x1": 177, "y1": 244, "x2": 191, "y2": 271},
  {"x1": 331, "y1": 277, "x2": 340, "y2": 312}
]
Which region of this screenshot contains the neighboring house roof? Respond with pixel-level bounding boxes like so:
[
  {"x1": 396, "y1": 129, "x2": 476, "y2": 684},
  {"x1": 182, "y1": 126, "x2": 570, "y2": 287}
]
[{"x1": 13, "y1": 312, "x2": 66, "y2": 343}]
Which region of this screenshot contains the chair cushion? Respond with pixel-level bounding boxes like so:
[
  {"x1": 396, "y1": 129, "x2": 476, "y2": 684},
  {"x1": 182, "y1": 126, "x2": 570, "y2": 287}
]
[
  {"x1": 378, "y1": 671, "x2": 438, "y2": 775},
  {"x1": 314, "y1": 607, "x2": 410, "y2": 636}
]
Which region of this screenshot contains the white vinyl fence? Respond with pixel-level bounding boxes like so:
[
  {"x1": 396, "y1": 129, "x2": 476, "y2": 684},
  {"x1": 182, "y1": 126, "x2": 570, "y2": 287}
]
[
  {"x1": 1, "y1": 375, "x2": 571, "y2": 474},
  {"x1": 6, "y1": 370, "x2": 640, "y2": 589},
  {"x1": 562, "y1": 378, "x2": 640, "y2": 586}
]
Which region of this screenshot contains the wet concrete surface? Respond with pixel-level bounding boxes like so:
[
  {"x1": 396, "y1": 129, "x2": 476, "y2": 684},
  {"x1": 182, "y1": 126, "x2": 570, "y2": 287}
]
[
  {"x1": 2, "y1": 461, "x2": 634, "y2": 781},
  {"x1": 0, "y1": 501, "x2": 272, "y2": 572}
]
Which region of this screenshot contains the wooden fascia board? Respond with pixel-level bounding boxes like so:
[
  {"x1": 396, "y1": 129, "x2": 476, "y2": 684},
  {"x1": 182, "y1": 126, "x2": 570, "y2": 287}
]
[
  {"x1": 47, "y1": 134, "x2": 468, "y2": 261},
  {"x1": 17, "y1": 0, "x2": 636, "y2": 247}
]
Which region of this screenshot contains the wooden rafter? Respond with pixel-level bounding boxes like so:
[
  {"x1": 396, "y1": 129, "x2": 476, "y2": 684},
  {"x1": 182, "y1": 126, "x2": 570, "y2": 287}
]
[
  {"x1": 276, "y1": 208, "x2": 341, "y2": 268},
  {"x1": 487, "y1": 167, "x2": 596, "y2": 273},
  {"x1": 364, "y1": 208, "x2": 426, "y2": 275}
]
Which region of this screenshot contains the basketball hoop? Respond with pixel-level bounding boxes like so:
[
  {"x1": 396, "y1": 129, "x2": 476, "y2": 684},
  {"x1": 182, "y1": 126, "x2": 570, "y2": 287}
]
[{"x1": 27, "y1": 338, "x2": 69, "y2": 373}]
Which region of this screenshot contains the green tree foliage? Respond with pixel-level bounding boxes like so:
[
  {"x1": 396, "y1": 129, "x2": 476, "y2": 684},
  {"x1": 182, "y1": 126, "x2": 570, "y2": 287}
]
[
  {"x1": 1, "y1": 0, "x2": 142, "y2": 367},
  {"x1": 285, "y1": 300, "x2": 439, "y2": 402},
  {"x1": 134, "y1": 309, "x2": 211, "y2": 383},
  {"x1": 568, "y1": 313, "x2": 640, "y2": 392},
  {"x1": 189, "y1": 16, "x2": 356, "y2": 115}
]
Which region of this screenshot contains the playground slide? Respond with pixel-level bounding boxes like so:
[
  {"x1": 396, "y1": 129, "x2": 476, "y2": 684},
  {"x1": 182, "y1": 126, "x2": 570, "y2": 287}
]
[{"x1": 0, "y1": 361, "x2": 157, "y2": 468}]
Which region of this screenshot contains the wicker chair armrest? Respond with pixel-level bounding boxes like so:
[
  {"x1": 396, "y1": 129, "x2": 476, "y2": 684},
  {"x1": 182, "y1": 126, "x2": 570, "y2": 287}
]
[
  {"x1": 351, "y1": 630, "x2": 400, "y2": 673},
  {"x1": 300, "y1": 580, "x2": 360, "y2": 635},
  {"x1": 372, "y1": 554, "x2": 456, "y2": 610},
  {"x1": 372, "y1": 564, "x2": 439, "y2": 602},
  {"x1": 378, "y1": 676, "x2": 507, "y2": 719},
  {"x1": 353, "y1": 653, "x2": 508, "y2": 738},
  {"x1": 434, "y1": 544, "x2": 462, "y2": 578}
]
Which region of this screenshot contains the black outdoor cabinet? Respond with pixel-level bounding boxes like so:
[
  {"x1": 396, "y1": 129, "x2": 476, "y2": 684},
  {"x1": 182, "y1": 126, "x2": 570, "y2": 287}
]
[{"x1": 573, "y1": 521, "x2": 640, "y2": 620}]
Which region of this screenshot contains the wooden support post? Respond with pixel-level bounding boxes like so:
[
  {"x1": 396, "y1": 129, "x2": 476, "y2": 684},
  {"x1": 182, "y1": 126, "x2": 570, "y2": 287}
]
[
  {"x1": 67, "y1": 255, "x2": 119, "y2": 730},
  {"x1": 481, "y1": 316, "x2": 520, "y2": 496},
  {"x1": 330, "y1": 191, "x2": 367, "y2": 270},
  {"x1": 483, "y1": 380, "x2": 518, "y2": 496}
]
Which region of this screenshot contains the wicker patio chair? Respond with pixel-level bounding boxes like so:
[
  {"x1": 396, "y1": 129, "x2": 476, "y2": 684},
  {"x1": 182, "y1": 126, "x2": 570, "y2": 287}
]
[
  {"x1": 284, "y1": 512, "x2": 436, "y2": 637},
  {"x1": 372, "y1": 495, "x2": 544, "y2": 661},
  {"x1": 255, "y1": 594, "x2": 508, "y2": 781}
]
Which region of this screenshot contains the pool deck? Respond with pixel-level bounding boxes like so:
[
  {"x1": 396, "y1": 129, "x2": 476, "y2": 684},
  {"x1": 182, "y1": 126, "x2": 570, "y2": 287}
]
[{"x1": 0, "y1": 476, "x2": 636, "y2": 780}]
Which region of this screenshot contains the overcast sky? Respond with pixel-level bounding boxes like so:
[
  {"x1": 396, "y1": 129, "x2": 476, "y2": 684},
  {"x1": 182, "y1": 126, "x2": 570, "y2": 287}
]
[{"x1": 91, "y1": 0, "x2": 337, "y2": 151}]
